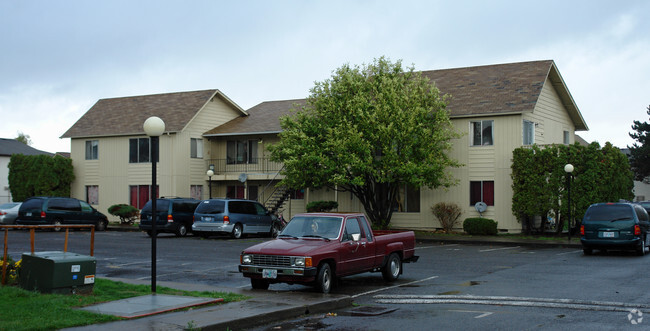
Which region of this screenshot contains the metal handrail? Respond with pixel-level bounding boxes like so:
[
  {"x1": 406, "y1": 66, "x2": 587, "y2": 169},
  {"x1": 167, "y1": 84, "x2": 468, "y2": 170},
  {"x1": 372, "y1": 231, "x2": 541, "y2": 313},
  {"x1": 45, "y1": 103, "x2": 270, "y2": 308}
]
[{"x1": 1, "y1": 224, "x2": 95, "y2": 285}]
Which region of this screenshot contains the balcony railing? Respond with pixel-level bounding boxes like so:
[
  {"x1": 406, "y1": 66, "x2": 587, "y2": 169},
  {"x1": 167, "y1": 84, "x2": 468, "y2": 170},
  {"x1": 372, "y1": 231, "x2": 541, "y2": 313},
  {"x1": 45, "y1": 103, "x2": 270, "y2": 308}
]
[{"x1": 206, "y1": 158, "x2": 284, "y2": 174}]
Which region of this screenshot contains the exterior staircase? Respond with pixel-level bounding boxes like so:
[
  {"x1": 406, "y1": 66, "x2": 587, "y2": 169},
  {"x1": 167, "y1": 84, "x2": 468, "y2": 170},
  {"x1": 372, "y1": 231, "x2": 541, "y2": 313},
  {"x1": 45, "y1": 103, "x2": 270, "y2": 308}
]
[{"x1": 265, "y1": 186, "x2": 290, "y2": 214}]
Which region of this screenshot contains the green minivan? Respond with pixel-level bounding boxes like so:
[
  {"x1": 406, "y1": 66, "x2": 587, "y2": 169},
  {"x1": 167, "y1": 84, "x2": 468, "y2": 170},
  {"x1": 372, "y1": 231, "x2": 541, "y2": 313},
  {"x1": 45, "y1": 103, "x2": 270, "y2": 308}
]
[{"x1": 580, "y1": 202, "x2": 650, "y2": 256}]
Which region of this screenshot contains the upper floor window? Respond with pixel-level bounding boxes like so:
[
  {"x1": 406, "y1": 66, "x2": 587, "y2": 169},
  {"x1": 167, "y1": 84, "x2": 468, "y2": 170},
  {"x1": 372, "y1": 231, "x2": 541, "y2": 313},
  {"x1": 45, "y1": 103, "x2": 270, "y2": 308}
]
[
  {"x1": 563, "y1": 131, "x2": 570, "y2": 145},
  {"x1": 191, "y1": 138, "x2": 203, "y2": 158},
  {"x1": 85, "y1": 140, "x2": 98, "y2": 160},
  {"x1": 129, "y1": 138, "x2": 156, "y2": 163},
  {"x1": 227, "y1": 140, "x2": 258, "y2": 164},
  {"x1": 471, "y1": 120, "x2": 493, "y2": 146},
  {"x1": 523, "y1": 120, "x2": 534, "y2": 145}
]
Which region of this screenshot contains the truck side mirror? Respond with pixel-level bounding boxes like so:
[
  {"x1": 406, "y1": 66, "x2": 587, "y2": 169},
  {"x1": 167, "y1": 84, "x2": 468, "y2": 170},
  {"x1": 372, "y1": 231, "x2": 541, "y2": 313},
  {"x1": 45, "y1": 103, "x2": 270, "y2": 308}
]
[{"x1": 351, "y1": 233, "x2": 361, "y2": 242}]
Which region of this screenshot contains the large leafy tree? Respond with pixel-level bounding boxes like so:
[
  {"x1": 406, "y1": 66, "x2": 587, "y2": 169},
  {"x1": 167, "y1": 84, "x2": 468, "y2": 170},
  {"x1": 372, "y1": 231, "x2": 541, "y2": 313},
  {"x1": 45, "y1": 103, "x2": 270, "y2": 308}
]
[
  {"x1": 8, "y1": 154, "x2": 75, "y2": 201},
  {"x1": 628, "y1": 105, "x2": 650, "y2": 180},
  {"x1": 269, "y1": 57, "x2": 461, "y2": 228}
]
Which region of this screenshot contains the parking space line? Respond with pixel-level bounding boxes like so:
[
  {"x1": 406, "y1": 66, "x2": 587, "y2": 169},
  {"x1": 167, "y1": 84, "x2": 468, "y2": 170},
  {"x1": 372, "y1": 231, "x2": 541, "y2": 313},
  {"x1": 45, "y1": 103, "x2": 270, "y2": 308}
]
[
  {"x1": 556, "y1": 250, "x2": 583, "y2": 256},
  {"x1": 416, "y1": 244, "x2": 459, "y2": 250},
  {"x1": 479, "y1": 246, "x2": 520, "y2": 252},
  {"x1": 351, "y1": 275, "x2": 439, "y2": 298}
]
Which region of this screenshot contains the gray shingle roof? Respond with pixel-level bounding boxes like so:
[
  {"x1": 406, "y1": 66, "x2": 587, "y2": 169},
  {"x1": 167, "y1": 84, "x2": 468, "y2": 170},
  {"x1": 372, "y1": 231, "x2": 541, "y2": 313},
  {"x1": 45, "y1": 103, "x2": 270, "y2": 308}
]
[
  {"x1": 0, "y1": 138, "x2": 53, "y2": 156},
  {"x1": 61, "y1": 89, "x2": 243, "y2": 138},
  {"x1": 205, "y1": 60, "x2": 587, "y2": 136}
]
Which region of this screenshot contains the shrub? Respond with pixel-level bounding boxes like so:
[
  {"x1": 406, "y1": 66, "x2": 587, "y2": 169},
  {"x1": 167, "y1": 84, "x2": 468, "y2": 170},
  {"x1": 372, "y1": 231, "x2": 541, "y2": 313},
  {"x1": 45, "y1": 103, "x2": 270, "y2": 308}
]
[
  {"x1": 431, "y1": 202, "x2": 463, "y2": 233},
  {"x1": 463, "y1": 217, "x2": 498, "y2": 235},
  {"x1": 0, "y1": 257, "x2": 21, "y2": 285},
  {"x1": 107, "y1": 204, "x2": 140, "y2": 224},
  {"x1": 306, "y1": 201, "x2": 339, "y2": 212}
]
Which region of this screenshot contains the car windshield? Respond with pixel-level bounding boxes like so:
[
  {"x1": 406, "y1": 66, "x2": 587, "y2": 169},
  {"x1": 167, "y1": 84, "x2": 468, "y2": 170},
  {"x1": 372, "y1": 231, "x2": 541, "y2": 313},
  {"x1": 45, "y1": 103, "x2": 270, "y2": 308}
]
[
  {"x1": 584, "y1": 205, "x2": 634, "y2": 222},
  {"x1": 279, "y1": 216, "x2": 343, "y2": 239},
  {"x1": 141, "y1": 199, "x2": 170, "y2": 213}
]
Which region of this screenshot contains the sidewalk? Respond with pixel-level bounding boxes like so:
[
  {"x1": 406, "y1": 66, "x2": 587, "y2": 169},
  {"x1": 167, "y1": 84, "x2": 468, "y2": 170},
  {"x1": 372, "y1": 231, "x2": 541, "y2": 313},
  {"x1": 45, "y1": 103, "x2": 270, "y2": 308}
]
[{"x1": 62, "y1": 230, "x2": 582, "y2": 330}]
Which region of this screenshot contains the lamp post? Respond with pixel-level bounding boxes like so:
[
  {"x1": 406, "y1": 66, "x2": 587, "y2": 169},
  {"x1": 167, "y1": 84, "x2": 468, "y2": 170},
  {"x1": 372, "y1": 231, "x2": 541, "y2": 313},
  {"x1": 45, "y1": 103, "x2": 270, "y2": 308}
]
[
  {"x1": 206, "y1": 169, "x2": 214, "y2": 199},
  {"x1": 144, "y1": 116, "x2": 165, "y2": 293},
  {"x1": 564, "y1": 163, "x2": 574, "y2": 241}
]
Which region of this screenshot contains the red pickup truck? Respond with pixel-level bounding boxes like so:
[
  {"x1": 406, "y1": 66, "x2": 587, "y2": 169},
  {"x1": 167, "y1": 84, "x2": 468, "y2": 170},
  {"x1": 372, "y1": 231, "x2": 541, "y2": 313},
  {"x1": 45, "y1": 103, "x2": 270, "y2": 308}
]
[{"x1": 238, "y1": 212, "x2": 419, "y2": 293}]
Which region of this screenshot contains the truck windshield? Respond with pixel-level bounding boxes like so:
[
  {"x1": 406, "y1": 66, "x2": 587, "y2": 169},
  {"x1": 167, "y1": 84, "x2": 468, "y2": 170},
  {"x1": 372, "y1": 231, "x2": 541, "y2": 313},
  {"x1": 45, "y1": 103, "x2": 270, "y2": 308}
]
[{"x1": 280, "y1": 216, "x2": 343, "y2": 239}]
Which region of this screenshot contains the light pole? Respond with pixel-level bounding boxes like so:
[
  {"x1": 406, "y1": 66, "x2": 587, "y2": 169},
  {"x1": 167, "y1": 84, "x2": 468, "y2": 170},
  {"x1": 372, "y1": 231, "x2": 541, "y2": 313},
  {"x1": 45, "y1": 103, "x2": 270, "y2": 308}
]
[
  {"x1": 144, "y1": 116, "x2": 165, "y2": 293},
  {"x1": 206, "y1": 169, "x2": 214, "y2": 199},
  {"x1": 564, "y1": 163, "x2": 574, "y2": 241}
]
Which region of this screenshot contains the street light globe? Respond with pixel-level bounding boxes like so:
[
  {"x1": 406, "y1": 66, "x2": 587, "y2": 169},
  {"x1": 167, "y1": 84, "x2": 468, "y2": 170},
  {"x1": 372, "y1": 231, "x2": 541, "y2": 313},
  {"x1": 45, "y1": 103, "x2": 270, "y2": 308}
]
[
  {"x1": 143, "y1": 116, "x2": 165, "y2": 137},
  {"x1": 564, "y1": 163, "x2": 574, "y2": 174},
  {"x1": 206, "y1": 169, "x2": 214, "y2": 177}
]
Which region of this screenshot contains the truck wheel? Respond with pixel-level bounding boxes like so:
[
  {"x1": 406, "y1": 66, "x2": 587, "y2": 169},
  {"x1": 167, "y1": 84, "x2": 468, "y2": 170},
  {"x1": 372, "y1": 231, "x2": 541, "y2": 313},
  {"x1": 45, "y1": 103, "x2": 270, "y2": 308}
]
[
  {"x1": 176, "y1": 224, "x2": 188, "y2": 237},
  {"x1": 316, "y1": 263, "x2": 333, "y2": 294},
  {"x1": 232, "y1": 223, "x2": 243, "y2": 239},
  {"x1": 251, "y1": 278, "x2": 269, "y2": 290},
  {"x1": 382, "y1": 253, "x2": 401, "y2": 281}
]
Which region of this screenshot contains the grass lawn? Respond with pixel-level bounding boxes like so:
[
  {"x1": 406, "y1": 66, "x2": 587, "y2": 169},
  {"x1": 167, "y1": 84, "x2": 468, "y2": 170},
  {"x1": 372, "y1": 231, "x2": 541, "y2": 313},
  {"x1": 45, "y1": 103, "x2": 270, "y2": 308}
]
[{"x1": 0, "y1": 278, "x2": 249, "y2": 331}]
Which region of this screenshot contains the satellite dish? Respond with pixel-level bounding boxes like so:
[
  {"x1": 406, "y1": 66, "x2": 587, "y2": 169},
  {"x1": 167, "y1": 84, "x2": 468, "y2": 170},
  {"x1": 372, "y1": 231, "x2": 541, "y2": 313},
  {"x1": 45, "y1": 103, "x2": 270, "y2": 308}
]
[
  {"x1": 238, "y1": 173, "x2": 247, "y2": 183},
  {"x1": 475, "y1": 202, "x2": 487, "y2": 217}
]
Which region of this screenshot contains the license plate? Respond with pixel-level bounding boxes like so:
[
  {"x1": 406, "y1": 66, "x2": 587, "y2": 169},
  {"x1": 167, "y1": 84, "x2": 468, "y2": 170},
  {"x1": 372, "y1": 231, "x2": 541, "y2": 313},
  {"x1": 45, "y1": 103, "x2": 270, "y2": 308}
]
[
  {"x1": 602, "y1": 231, "x2": 616, "y2": 238},
  {"x1": 26, "y1": 212, "x2": 32, "y2": 217},
  {"x1": 262, "y1": 269, "x2": 277, "y2": 279},
  {"x1": 202, "y1": 216, "x2": 213, "y2": 222}
]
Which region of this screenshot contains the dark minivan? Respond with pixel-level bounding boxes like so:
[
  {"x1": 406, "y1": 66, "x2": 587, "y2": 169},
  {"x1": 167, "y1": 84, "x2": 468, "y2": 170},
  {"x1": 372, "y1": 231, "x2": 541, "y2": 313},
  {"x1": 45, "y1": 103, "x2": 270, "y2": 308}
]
[
  {"x1": 581, "y1": 202, "x2": 650, "y2": 255},
  {"x1": 16, "y1": 197, "x2": 109, "y2": 231},
  {"x1": 139, "y1": 197, "x2": 200, "y2": 237}
]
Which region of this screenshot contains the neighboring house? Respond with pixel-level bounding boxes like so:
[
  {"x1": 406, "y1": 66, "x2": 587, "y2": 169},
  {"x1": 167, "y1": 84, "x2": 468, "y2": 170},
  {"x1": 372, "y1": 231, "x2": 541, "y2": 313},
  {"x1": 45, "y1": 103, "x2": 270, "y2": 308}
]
[
  {"x1": 63, "y1": 60, "x2": 588, "y2": 232},
  {"x1": 620, "y1": 148, "x2": 650, "y2": 202},
  {"x1": 203, "y1": 60, "x2": 588, "y2": 232},
  {"x1": 0, "y1": 138, "x2": 53, "y2": 203},
  {"x1": 61, "y1": 89, "x2": 246, "y2": 220}
]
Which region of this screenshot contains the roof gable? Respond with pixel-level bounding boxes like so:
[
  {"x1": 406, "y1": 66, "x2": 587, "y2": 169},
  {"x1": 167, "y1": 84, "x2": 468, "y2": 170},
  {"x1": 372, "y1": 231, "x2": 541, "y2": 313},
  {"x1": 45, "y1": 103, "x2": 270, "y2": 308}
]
[
  {"x1": 61, "y1": 89, "x2": 245, "y2": 138},
  {"x1": 204, "y1": 99, "x2": 306, "y2": 136}
]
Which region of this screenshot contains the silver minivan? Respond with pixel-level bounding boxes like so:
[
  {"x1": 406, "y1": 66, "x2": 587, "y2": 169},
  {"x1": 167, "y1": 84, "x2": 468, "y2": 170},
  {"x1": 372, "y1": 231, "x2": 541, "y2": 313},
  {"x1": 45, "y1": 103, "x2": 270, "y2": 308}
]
[{"x1": 192, "y1": 199, "x2": 280, "y2": 239}]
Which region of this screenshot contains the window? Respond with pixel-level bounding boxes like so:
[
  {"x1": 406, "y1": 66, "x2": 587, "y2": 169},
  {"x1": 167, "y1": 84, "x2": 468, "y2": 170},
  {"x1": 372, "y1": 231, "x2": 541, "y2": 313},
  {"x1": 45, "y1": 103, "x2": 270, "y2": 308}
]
[
  {"x1": 129, "y1": 138, "x2": 152, "y2": 163},
  {"x1": 226, "y1": 140, "x2": 258, "y2": 164},
  {"x1": 129, "y1": 185, "x2": 158, "y2": 209},
  {"x1": 190, "y1": 185, "x2": 203, "y2": 200},
  {"x1": 471, "y1": 120, "x2": 494, "y2": 146},
  {"x1": 523, "y1": 120, "x2": 534, "y2": 145},
  {"x1": 85, "y1": 140, "x2": 98, "y2": 160},
  {"x1": 86, "y1": 185, "x2": 99, "y2": 205},
  {"x1": 470, "y1": 181, "x2": 494, "y2": 206},
  {"x1": 394, "y1": 184, "x2": 420, "y2": 212},
  {"x1": 227, "y1": 185, "x2": 245, "y2": 199},
  {"x1": 563, "y1": 131, "x2": 570, "y2": 144},
  {"x1": 290, "y1": 189, "x2": 305, "y2": 200},
  {"x1": 191, "y1": 138, "x2": 203, "y2": 158}
]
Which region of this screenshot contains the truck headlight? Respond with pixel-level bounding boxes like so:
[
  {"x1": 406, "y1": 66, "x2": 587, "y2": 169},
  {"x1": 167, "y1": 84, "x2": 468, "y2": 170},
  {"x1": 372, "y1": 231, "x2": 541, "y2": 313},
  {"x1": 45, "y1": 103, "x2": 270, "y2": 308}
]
[
  {"x1": 291, "y1": 257, "x2": 312, "y2": 267},
  {"x1": 241, "y1": 255, "x2": 252, "y2": 264}
]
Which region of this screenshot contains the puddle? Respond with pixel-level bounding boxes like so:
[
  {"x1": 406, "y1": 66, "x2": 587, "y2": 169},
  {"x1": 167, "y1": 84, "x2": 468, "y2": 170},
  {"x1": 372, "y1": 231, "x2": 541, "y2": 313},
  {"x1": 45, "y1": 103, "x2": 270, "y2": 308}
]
[
  {"x1": 459, "y1": 281, "x2": 484, "y2": 286},
  {"x1": 438, "y1": 291, "x2": 461, "y2": 295}
]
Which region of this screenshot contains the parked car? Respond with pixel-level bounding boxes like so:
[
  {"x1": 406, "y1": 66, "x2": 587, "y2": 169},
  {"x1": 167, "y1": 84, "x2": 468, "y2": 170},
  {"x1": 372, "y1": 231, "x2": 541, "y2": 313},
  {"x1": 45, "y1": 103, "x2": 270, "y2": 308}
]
[
  {"x1": 0, "y1": 202, "x2": 22, "y2": 224},
  {"x1": 15, "y1": 197, "x2": 108, "y2": 231},
  {"x1": 239, "y1": 212, "x2": 419, "y2": 293},
  {"x1": 581, "y1": 202, "x2": 650, "y2": 255},
  {"x1": 192, "y1": 199, "x2": 280, "y2": 239},
  {"x1": 139, "y1": 197, "x2": 200, "y2": 237},
  {"x1": 636, "y1": 201, "x2": 650, "y2": 214}
]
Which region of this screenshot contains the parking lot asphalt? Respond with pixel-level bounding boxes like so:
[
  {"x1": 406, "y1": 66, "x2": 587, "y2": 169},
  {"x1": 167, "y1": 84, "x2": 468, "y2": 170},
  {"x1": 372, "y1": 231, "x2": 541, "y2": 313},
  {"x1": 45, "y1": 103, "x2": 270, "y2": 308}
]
[{"x1": 61, "y1": 227, "x2": 582, "y2": 330}]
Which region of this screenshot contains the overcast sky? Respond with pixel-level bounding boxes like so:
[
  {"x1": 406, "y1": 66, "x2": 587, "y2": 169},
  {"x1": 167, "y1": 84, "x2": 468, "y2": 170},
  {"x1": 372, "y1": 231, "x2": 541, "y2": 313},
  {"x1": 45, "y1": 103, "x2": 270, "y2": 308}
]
[{"x1": 1, "y1": 0, "x2": 648, "y2": 153}]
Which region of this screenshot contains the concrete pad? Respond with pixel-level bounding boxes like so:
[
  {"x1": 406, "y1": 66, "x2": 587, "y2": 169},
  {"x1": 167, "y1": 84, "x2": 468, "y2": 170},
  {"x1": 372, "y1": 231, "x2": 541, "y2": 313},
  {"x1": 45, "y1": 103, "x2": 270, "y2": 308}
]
[{"x1": 78, "y1": 294, "x2": 223, "y2": 318}]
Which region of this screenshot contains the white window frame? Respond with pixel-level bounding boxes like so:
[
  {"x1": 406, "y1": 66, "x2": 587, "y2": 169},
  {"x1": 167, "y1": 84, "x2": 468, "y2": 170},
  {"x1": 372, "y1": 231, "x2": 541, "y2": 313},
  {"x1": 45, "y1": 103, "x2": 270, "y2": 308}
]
[
  {"x1": 191, "y1": 138, "x2": 203, "y2": 159},
  {"x1": 523, "y1": 120, "x2": 535, "y2": 145},
  {"x1": 85, "y1": 140, "x2": 98, "y2": 160},
  {"x1": 470, "y1": 120, "x2": 494, "y2": 146}
]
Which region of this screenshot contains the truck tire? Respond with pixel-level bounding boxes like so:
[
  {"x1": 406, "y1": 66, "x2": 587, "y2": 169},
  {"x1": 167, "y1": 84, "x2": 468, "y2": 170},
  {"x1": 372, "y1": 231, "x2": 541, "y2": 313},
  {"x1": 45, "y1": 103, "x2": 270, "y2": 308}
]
[
  {"x1": 382, "y1": 253, "x2": 401, "y2": 281},
  {"x1": 316, "y1": 263, "x2": 333, "y2": 294},
  {"x1": 251, "y1": 278, "x2": 269, "y2": 290}
]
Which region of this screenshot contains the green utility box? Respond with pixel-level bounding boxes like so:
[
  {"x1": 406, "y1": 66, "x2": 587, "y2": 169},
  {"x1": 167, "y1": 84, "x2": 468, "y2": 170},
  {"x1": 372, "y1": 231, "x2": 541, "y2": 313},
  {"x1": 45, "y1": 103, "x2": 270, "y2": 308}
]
[{"x1": 19, "y1": 251, "x2": 96, "y2": 295}]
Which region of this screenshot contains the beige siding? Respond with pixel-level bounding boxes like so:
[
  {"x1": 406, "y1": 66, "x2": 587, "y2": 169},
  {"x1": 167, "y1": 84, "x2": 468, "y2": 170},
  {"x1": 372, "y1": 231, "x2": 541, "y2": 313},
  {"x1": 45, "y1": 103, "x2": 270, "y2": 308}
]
[{"x1": 524, "y1": 77, "x2": 576, "y2": 145}]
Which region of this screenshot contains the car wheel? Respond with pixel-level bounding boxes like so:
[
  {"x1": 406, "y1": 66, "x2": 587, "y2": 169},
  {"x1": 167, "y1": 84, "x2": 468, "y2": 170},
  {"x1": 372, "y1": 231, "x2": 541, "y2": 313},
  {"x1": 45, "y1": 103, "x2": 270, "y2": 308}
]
[
  {"x1": 251, "y1": 278, "x2": 270, "y2": 290},
  {"x1": 271, "y1": 223, "x2": 281, "y2": 238},
  {"x1": 232, "y1": 224, "x2": 243, "y2": 239},
  {"x1": 176, "y1": 224, "x2": 188, "y2": 237},
  {"x1": 382, "y1": 253, "x2": 401, "y2": 281},
  {"x1": 583, "y1": 248, "x2": 593, "y2": 255},
  {"x1": 315, "y1": 263, "x2": 333, "y2": 294},
  {"x1": 96, "y1": 220, "x2": 108, "y2": 231},
  {"x1": 52, "y1": 220, "x2": 63, "y2": 232},
  {"x1": 637, "y1": 236, "x2": 646, "y2": 256}
]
